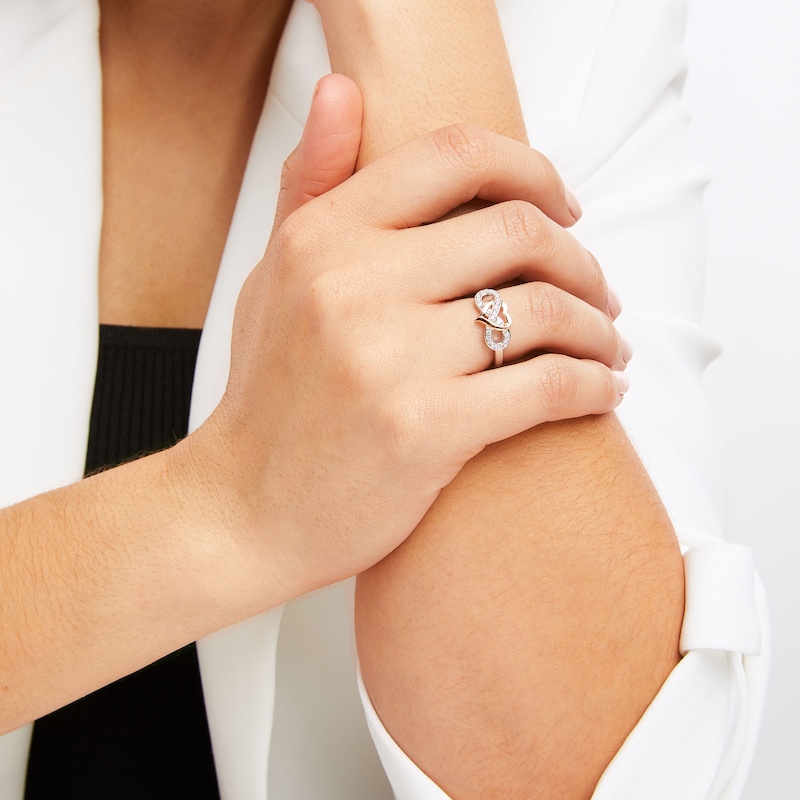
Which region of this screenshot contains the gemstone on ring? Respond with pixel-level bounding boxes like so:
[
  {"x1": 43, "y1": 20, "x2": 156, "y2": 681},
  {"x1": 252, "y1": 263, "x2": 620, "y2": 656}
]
[{"x1": 474, "y1": 289, "x2": 511, "y2": 366}]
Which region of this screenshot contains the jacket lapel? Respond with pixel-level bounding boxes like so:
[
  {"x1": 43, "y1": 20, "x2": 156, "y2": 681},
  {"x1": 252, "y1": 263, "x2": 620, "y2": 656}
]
[
  {"x1": 0, "y1": 1, "x2": 101, "y2": 797},
  {"x1": 0, "y1": 0, "x2": 101, "y2": 508}
]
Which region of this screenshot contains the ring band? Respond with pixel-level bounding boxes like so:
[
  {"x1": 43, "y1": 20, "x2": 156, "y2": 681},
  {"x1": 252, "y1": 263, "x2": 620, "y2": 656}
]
[{"x1": 474, "y1": 289, "x2": 512, "y2": 368}]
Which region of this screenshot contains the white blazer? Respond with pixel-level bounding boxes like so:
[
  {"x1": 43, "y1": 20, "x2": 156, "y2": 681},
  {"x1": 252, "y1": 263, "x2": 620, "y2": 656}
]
[{"x1": 0, "y1": 1, "x2": 768, "y2": 798}]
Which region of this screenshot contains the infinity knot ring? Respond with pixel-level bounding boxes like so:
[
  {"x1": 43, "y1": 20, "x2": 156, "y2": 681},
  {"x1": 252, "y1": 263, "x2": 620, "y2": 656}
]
[{"x1": 474, "y1": 289, "x2": 512, "y2": 368}]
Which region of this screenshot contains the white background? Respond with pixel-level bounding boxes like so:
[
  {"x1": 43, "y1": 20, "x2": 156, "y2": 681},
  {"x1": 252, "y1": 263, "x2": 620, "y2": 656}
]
[{"x1": 684, "y1": 0, "x2": 800, "y2": 795}]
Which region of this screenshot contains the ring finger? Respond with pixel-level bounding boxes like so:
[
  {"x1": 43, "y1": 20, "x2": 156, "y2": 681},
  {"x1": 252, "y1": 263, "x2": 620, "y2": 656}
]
[{"x1": 438, "y1": 281, "x2": 631, "y2": 374}]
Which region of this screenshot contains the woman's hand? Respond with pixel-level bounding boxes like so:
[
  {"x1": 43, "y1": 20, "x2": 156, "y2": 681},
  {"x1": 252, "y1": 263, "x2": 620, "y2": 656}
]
[{"x1": 187, "y1": 76, "x2": 627, "y2": 601}]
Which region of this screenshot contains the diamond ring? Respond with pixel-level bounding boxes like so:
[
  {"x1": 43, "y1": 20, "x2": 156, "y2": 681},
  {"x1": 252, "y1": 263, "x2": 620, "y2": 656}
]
[{"x1": 474, "y1": 288, "x2": 512, "y2": 368}]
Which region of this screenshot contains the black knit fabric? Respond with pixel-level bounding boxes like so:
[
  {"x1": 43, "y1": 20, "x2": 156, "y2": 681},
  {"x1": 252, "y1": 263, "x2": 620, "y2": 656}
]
[{"x1": 24, "y1": 325, "x2": 221, "y2": 800}]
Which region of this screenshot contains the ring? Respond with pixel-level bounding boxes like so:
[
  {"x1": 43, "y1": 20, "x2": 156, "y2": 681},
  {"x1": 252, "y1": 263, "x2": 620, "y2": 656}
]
[{"x1": 474, "y1": 289, "x2": 512, "y2": 368}]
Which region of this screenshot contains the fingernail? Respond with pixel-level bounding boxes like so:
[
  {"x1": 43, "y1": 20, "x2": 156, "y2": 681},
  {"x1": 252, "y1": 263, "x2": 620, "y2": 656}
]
[
  {"x1": 565, "y1": 187, "x2": 583, "y2": 222},
  {"x1": 620, "y1": 334, "x2": 633, "y2": 365},
  {"x1": 312, "y1": 79, "x2": 322, "y2": 101},
  {"x1": 614, "y1": 371, "x2": 630, "y2": 396},
  {"x1": 607, "y1": 287, "x2": 622, "y2": 320}
]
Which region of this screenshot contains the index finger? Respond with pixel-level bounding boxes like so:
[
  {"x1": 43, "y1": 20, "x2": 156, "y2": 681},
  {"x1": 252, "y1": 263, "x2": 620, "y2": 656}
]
[{"x1": 325, "y1": 124, "x2": 579, "y2": 231}]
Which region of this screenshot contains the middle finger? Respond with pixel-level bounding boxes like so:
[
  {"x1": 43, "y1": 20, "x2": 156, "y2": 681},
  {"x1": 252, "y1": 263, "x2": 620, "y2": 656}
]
[{"x1": 401, "y1": 200, "x2": 612, "y2": 317}]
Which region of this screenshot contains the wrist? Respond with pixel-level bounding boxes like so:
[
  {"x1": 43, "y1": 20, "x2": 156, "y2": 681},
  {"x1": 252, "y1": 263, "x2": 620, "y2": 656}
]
[
  {"x1": 164, "y1": 418, "x2": 293, "y2": 623},
  {"x1": 313, "y1": 0, "x2": 527, "y2": 167}
]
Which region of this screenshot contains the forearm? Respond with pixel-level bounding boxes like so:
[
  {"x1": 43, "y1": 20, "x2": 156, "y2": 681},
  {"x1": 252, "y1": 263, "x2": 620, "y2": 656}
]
[
  {"x1": 315, "y1": 0, "x2": 528, "y2": 165},
  {"x1": 317, "y1": 3, "x2": 685, "y2": 796},
  {"x1": 357, "y1": 419, "x2": 684, "y2": 798},
  {"x1": 0, "y1": 430, "x2": 279, "y2": 734}
]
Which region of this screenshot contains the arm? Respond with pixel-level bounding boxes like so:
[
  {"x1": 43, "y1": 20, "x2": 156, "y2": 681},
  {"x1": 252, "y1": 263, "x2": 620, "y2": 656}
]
[
  {"x1": 0, "y1": 440, "x2": 278, "y2": 731},
  {"x1": 313, "y1": 2, "x2": 685, "y2": 797},
  {"x1": 315, "y1": 0, "x2": 528, "y2": 164},
  {"x1": 0, "y1": 79, "x2": 625, "y2": 734}
]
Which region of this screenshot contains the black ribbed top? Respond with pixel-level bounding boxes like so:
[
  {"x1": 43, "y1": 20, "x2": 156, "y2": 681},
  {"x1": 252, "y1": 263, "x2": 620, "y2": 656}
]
[
  {"x1": 84, "y1": 325, "x2": 201, "y2": 473},
  {"x1": 25, "y1": 325, "x2": 221, "y2": 800}
]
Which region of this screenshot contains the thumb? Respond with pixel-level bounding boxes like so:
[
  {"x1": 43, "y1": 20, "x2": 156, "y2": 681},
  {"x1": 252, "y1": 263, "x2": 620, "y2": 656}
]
[{"x1": 273, "y1": 74, "x2": 363, "y2": 231}]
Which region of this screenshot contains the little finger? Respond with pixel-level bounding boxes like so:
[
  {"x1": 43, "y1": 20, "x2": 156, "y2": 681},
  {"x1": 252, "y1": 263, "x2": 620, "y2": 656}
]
[
  {"x1": 327, "y1": 125, "x2": 578, "y2": 232},
  {"x1": 454, "y1": 356, "x2": 628, "y2": 449}
]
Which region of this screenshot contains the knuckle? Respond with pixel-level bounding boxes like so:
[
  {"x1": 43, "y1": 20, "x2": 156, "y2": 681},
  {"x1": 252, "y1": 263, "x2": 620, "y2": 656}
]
[
  {"x1": 432, "y1": 123, "x2": 492, "y2": 173},
  {"x1": 529, "y1": 284, "x2": 571, "y2": 338},
  {"x1": 305, "y1": 269, "x2": 353, "y2": 326},
  {"x1": 603, "y1": 368, "x2": 621, "y2": 408},
  {"x1": 503, "y1": 208, "x2": 565, "y2": 268},
  {"x1": 393, "y1": 390, "x2": 452, "y2": 462},
  {"x1": 305, "y1": 271, "x2": 384, "y2": 382},
  {"x1": 530, "y1": 216, "x2": 565, "y2": 263},
  {"x1": 533, "y1": 150, "x2": 564, "y2": 196},
  {"x1": 585, "y1": 365, "x2": 620, "y2": 415},
  {"x1": 536, "y1": 357, "x2": 581, "y2": 414},
  {"x1": 275, "y1": 207, "x2": 314, "y2": 260},
  {"x1": 496, "y1": 201, "x2": 543, "y2": 251},
  {"x1": 350, "y1": 378, "x2": 430, "y2": 467},
  {"x1": 380, "y1": 398, "x2": 423, "y2": 458},
  {"x1": 583, "y1": 248, "x2": 607, "y2": 301},
  {"x1": 608, "y1": 321, "x2": 625, "y2": 364}
]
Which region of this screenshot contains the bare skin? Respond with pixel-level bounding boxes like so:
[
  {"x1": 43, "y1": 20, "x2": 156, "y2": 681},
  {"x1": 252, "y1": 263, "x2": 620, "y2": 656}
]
[
  {"x1": 99, "y1": 0, "x2": 294, "y2": 327},
  {"x1": 311, "y1": 2, "x2": 685, "y2": 797}
]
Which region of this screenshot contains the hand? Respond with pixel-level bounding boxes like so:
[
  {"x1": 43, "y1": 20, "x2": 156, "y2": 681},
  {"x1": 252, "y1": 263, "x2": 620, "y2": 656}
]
[{"x1": 186, "y1": 76, "x2": 628, "y2": 601}]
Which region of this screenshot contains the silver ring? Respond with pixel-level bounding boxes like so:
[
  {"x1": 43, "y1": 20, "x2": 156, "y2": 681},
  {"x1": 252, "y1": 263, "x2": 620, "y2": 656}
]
[{"x1": 474, "y1": 289, "x2": 511, "y2": 368}]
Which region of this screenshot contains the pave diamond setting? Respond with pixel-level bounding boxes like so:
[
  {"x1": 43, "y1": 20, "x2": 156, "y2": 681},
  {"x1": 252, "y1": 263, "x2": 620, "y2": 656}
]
[
  {"x1": 484, "y1": 327, "x2": 511, "y2": 351},
  {"x1": 474, "y1": 289, "x2": 512, "y2": 353}
]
